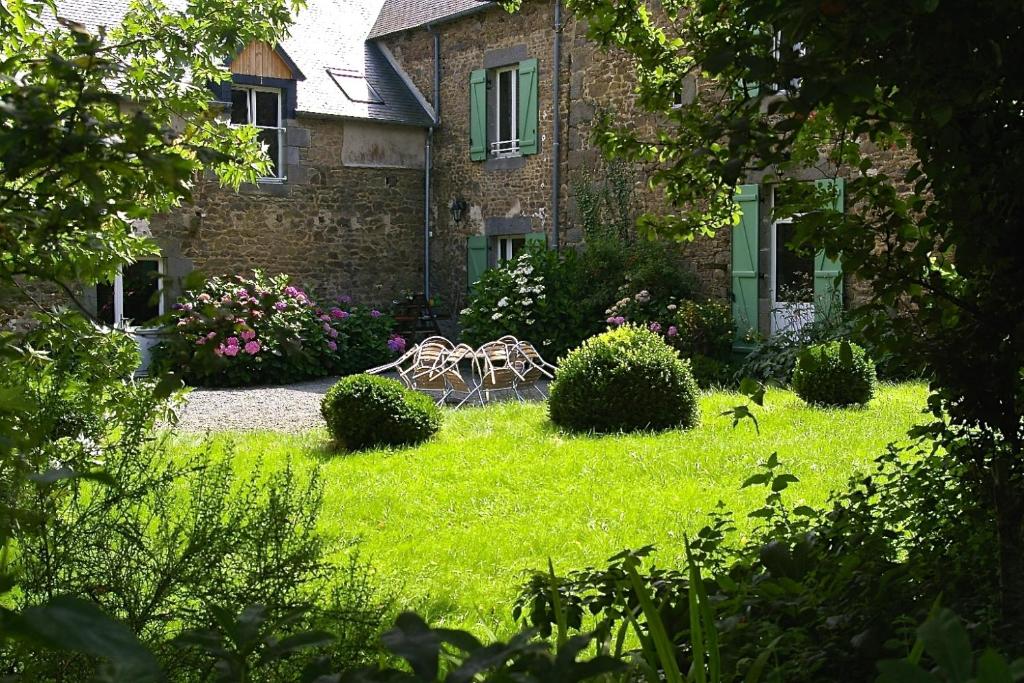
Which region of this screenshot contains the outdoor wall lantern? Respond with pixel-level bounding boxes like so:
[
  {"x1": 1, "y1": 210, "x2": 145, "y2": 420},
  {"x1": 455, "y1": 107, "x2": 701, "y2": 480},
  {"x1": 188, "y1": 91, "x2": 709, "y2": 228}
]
[{"x1": 449, "y1": 198, "x2": 468, "y2": 224}]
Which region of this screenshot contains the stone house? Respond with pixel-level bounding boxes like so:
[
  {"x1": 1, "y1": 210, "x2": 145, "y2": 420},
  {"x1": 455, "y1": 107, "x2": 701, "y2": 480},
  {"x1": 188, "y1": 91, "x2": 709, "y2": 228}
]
[{"x1": 48, "y1": 0, "x2": 892, "y2": 346}]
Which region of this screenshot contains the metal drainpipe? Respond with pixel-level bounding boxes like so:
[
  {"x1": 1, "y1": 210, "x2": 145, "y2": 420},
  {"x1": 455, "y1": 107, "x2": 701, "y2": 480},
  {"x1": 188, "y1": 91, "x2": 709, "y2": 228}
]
[
  {"x1": 423, "y1": 28, "x2": 441, "y2": 300},
  {"x1": 550, "y1": 0, "x2": 563, "y2": 252}
]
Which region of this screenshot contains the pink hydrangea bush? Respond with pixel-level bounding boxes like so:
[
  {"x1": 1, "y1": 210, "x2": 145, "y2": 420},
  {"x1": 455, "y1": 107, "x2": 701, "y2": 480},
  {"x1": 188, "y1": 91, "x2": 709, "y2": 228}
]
[{"x1": 154, "y1": 271, "x2": 402, "y2": 386}]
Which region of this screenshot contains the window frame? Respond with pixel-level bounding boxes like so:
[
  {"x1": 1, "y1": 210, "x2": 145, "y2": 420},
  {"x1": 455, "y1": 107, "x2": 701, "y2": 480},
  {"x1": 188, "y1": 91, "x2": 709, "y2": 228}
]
[
  {"x1": 494, "y1": 235, "x2": 526, "y2": 264},
  {"x1": 230, "y1": 85, "x2": 286, "y2": 182},
  {"x1": 99, "y1": 257, "x2": 165, "y2": 329},
  {"x1": 491, "y1": 65, "x2": 520, "y2": 158}
]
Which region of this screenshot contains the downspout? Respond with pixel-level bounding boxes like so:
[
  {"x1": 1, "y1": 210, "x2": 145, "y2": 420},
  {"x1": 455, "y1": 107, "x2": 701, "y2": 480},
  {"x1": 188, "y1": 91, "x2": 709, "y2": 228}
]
[
  {"x1": 550, "y1": 0, "x2": 563, "y2": 252},
  {"x1": 424, "y1": 28, "x2": 441, "y2": 299}
]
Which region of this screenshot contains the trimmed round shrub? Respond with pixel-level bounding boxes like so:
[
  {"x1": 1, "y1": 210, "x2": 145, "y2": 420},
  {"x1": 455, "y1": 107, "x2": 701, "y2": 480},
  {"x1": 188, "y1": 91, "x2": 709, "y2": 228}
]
[
  {"x1": 548, "y1": 324, "x2": 700, "y2": 433},
  {"x1": 321, "y1": 374, "x2": 441, "y2": 451},
  {"x1": 791, "y1": 341, "x2": 877, "y2": 407}
]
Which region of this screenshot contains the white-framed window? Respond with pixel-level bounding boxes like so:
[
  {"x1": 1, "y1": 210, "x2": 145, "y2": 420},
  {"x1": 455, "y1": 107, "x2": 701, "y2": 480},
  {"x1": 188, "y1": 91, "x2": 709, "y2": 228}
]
[
  {"x1": 772, "y1": 31, "x2": 805, "y2": 95},
  {"x1": 769, "y1": 186, "x2": 814, "y2": 334},
  {"x1": 96, "y1": 258, "x2": 164, "y2": 328},
  {"x1": 491, "y1": 66, "x2": 519, "y2": 158},
  {"x1": 495, "y1": 235, "x2": 526, "y2": 263},
  {"x1": 230, "y1": 86, "x2": 285, "y2": 180}
]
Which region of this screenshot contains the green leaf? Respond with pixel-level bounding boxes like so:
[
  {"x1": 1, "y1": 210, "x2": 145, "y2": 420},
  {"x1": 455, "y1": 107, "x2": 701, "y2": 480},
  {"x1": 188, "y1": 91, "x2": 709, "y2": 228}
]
[
  {"x1": 17, "y1": 596, "x2": 163, "y2": 682},
  {"x1": 918, "y1": 608, "x2": 972, "y2": 683},
  {"x1": 741, "y1": 472, "x2": 770, "y2": 489}
]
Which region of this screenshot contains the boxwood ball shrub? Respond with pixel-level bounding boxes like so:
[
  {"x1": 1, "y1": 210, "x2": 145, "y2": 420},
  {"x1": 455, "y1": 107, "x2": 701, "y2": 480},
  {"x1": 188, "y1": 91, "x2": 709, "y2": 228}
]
[
  {"x1": 321, "y1": 374, "x2": 441, "y2": 451},
  {"x1": 791, "y1": 340, "x2": 878, "y2": 407},
  {"x1": 548, "y1": 324, "x2": 699, "y2": 433}
]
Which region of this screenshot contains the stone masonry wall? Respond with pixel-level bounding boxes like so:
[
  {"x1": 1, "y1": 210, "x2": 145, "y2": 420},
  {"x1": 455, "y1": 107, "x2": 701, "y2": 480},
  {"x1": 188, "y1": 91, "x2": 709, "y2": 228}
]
[
  {"x1": 149, "y1": 116, "x2": 426, "y2": 308},
  {"x1": 384, "y1": 0, "x2": 732, "y2": 318}
]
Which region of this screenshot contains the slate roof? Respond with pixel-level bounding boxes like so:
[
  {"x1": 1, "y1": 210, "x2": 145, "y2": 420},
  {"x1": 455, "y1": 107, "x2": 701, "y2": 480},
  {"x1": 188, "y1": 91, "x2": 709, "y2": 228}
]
[
  {"x1": 368, "y1": 0, "x2": 495, "y2": 39},
  {"x1": 46, "y1": 0, "x2": 434, "y2": 127}
]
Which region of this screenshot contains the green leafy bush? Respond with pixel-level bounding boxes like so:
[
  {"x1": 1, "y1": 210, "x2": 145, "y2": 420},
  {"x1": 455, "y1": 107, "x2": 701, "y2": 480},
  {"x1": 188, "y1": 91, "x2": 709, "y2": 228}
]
[
  {"x1": 548, "y1": 325, "x2": 700, "y2": 433},
  {"x1": 154, "y1": 271, "x2": 398, "y2": 387},
  {"x1": 792, "y1": 340, "x2": 877, "y2": 406},
  {"x1": 321, "y1": 374, "x2": 441, "y2": 451},
  {"x1": 459, "y1": 245, "x2": 592, "y2": 360}
]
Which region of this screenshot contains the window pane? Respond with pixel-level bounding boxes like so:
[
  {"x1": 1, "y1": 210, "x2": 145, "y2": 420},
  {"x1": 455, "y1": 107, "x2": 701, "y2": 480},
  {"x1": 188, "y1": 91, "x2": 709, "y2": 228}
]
[
  {"x1": 122, "y1": 260, "x2": 161, "y2": 325},
  {"x1": 96, "y1": 282, "x2": 115, "y2": 326},
  {"x1": 258, "y1": 128, "x2": 281, "y2": 178},
  {"x1": 254, "y1": 90, "x2": 280, "y2": 127},
  {"x1": 230, "y1": 88, "x2": 249, "y2": 124},
  {"x1": 776, "y1": 222, "x2": 814, "y2": 301},
  {"x1": 498, "y1": 71, "x2": 514, "y2": 142},
  {"x1": 510, "y1": 237, "x2": 526, "y2": 260}
]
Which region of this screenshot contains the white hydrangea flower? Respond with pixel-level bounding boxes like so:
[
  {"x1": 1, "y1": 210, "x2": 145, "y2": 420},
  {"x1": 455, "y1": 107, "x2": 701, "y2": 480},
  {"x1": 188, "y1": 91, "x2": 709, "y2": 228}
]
[
  {"x1": 525, "y1": 319, "x2": 535, "y2": 325},
  {"x1": 497, "y1": 297, "x2": 509, "y2": 308},
  {"x1": 522, "y1": 298, "x2": 533, "y2": 306},
  {"x1": 492, "y1": 312, "x2": 503, "y2": 320}
]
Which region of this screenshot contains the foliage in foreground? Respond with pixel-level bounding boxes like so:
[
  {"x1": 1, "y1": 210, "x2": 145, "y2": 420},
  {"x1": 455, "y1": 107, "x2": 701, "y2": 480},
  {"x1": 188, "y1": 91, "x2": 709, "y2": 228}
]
[
  {"x1": 322, "y1": 374, "x2": 442, "y2": 451},
  {"x1": 548, "y1": 325, "x2": 699, "y2": 433},
  {"x1": 155, "y1": 271, "x2": 397, "y2": 387},
  {"x1": 559, "y1": 0, "x2": 1024, "y2": 636}
]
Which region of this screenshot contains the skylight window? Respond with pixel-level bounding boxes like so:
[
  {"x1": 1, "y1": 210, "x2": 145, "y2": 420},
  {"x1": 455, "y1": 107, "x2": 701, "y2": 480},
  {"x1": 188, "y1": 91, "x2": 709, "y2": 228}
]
[{"x1": 327, "y1": 68, "x2": 384, "y2": 104}]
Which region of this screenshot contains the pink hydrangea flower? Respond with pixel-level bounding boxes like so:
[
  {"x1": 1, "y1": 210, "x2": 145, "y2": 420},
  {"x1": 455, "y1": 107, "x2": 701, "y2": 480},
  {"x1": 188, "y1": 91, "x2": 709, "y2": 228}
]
[
  {"x1": 338, "y1": 295, "x2": 352, "y2": 304},
  {"x1": 226, "y1": 336, "x2": 239, "y2": 347},
  {"x1": 327, "y1": 340, "x2": 338, "y2": 352},
  {"x1": 322, "y1": 323, "x2": 331, "y2": 333},
  {"x1": 329, "y1": 307, "x2": 346, "y2": 319},
  {"x1": 387, "y1": 335, "x2": 407, "y2": 353},
  {"x1": 198, "y1": 293, "x2": 212, "y2": 303},
  {"x1": 273, "y1": 301, "x2": 287, "y2": 311},
  {"x1": 649, "y1": 321, "x2": 662, "y2": 334},
  {"x1": 206, "y1": 331, "x2": 217, "y2": 339},
  {"x1": 319, "y1": 314, "x2": 331, "y2": 322},
  {"x1": 329, "y1": 327, "x2": 339, "y2": 339},
  {"x1": 240, "y1": 329, "x2": 256, "y2": 342},
  {"x1": 195, "y1": 337, "x2": 206, "y2": 345},
  {"x1": 667, "y1": 325, "x2": 679, "y2": 337},
  {"x1": 244, "y1": 340, "x2": 260, "y2": 355},
  {"x1": 370, "y1": 309, "x2": 382, "y2": 318},
  {"x1": 222, "y1": 344, "x2": 239, "y2": 357}
]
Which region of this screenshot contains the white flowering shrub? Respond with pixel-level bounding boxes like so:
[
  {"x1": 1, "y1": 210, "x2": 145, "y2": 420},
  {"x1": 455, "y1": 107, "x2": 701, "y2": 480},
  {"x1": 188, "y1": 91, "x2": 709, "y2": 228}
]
[{"x1": 459, "y1": 246, "x2": 599, "y2": 359}]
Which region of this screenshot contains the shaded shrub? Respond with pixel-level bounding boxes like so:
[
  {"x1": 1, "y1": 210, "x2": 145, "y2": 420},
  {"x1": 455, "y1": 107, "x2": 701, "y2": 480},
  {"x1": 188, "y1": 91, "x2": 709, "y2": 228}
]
[
  {"x1": 321, "y1": 374, "x2": 441, "y2": 450},
  {"x1": 154, "y1": 271, "x2": 399, "y2": 387},
  {"x1": 792, "y1": 340, "x2": 877, "y2": 406},
  {"x1": 548, "y1": 325, "x2": 699, "y2": 433}
]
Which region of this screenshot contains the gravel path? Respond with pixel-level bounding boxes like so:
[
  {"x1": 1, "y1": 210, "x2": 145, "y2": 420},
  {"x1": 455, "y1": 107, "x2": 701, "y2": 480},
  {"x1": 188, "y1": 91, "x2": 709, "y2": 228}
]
[
  {"x1": 174, "y1": 375, "x2": 345, "y2": 433},
  {"x1": 173, "y1": 372, "x2": 547, "y2": 433}
]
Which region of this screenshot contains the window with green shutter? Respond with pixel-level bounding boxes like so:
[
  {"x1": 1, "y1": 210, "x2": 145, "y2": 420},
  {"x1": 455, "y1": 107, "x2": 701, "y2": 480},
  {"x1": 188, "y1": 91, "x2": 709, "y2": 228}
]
[
  {"x1": 732, "y1": 184, "x2": 760, "y2": 350},
  {"x1": 813, "y1": 178, "x2": 844, "y2": 320},
  {"x1": 469, "y1": 59, "x2": 539, "y2": 160},
  {"x1": 467, "y1": 235, "x2": 488, "y2": 291}
]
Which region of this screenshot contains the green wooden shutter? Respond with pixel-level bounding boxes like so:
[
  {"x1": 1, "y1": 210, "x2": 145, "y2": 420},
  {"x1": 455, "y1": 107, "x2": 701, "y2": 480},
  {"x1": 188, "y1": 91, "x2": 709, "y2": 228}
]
[
  {"x1": 470, "y1": 69, "x2": 487, "y2": 161},
  {"x1": 517, "y1": 58, "x2": 539, "y2": 156},
  {"x1": 525, "y1": 231, "x2": 546, "y2": 247},
  {"x1": 467, "y1": 235, "x2": 488, "y2": 291},
  {"x1": 732, "y1": 184, "x2": 760, "y2": 349},
  {"x1": 813, "y1": 178, "x2": 844, "y2": 321}
]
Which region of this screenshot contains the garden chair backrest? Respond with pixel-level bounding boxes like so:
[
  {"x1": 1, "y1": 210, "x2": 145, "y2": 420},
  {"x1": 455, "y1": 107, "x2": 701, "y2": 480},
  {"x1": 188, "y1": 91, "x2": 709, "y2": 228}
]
[
  {"x1": 475, "y1": 341, "x2": 519, "y2": 391},
  {"x1": 408, "y1": 338, "x2": 455, "y2": 391},
  {"x1": 512, "y1": 341, "x2": 557, "y2": 380}
]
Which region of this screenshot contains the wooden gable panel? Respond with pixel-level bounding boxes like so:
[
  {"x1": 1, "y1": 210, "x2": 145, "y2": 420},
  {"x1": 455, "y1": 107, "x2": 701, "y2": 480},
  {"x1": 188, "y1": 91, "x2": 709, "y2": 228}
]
[{"x1": 230, "y1": 41, "x2": 293, "y2": 79}]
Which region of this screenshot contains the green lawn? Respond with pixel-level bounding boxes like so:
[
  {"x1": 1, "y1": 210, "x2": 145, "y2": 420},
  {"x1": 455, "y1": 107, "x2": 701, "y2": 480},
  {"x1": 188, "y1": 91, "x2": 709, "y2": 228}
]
[{"x1": 174, "y1": 383, "x2": 927, "y2": 635}]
